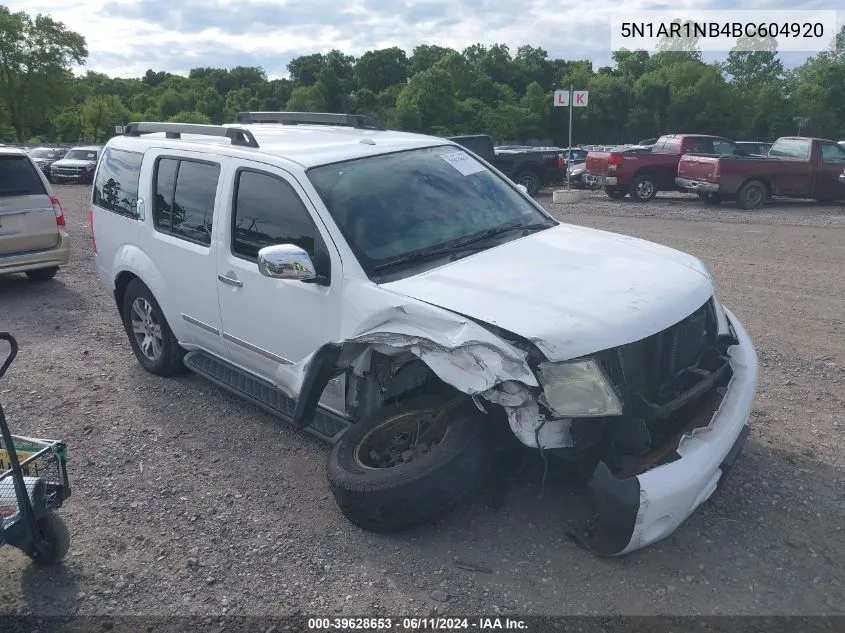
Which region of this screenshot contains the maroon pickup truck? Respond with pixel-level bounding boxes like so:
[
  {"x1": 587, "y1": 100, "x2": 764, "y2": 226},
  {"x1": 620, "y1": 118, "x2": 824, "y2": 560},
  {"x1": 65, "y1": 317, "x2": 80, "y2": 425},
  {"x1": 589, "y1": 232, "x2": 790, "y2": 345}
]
[
  {"x1": 676, "y1": 136, "x2": 845, "y2": 209},
  {"x1": 585, "y1": 134, "x2": 742, "y2": 201}
]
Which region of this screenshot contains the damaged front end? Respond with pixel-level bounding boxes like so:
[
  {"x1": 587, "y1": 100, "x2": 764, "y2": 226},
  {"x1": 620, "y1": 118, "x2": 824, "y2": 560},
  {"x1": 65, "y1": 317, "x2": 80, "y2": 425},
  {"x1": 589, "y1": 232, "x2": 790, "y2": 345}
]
[{"x1": 274, "y1": 289, "x2": 757, "y2": 557}]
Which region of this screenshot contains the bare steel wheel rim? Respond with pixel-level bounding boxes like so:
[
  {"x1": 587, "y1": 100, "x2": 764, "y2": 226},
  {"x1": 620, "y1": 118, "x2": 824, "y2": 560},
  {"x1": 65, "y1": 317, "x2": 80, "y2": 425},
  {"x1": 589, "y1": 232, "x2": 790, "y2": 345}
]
[
  {"x1": 130, "y1": 297, "x2": 164, "y2": 361},
  {"x1": 745, "y1": 185, "x2": 763, "y2": 206},
  {"x1": 353, "y1": 408, "x2": 451, "y2": 469},
  {"x1": 636, "y1": 179, "x2": 654, "y2": 198}
]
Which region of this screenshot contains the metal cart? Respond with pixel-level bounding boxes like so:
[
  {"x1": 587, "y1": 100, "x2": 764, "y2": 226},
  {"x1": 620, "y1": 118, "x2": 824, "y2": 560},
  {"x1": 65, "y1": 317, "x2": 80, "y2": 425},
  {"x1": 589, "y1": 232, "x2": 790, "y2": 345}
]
[{"x1": 0, "y1": 332, "x2": 71, "y2": 564}]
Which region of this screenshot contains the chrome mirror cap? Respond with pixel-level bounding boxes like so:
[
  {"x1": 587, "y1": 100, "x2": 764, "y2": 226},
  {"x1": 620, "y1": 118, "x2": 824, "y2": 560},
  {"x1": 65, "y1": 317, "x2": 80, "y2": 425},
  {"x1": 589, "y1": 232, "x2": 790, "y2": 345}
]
[{"x1": 257, "y1": 244, "x2": 316, "y2": 281}]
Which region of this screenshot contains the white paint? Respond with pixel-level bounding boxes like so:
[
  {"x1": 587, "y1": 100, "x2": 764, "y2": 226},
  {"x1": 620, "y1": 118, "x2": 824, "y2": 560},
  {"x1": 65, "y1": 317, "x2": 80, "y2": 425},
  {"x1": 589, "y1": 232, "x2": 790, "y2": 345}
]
[
  {"x1": 573, "y1": 91, "x2": 589, "y2": 107},
  {"x1": 617, "y1": 308, "x2": 759, "y2": 554},
  {"x1": 383, "y1": 223, "x2": 715, "y2": 362},
  {"x1": 553, "y1": 90, "x2": 570, "y2": 107}
]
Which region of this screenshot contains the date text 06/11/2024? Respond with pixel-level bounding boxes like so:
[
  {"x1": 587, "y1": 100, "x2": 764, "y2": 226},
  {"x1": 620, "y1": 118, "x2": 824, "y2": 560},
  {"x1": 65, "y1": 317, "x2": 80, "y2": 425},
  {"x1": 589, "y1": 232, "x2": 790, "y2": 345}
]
[{"x1": 307, "y1": 617, "x2": 529, "y2": 630}]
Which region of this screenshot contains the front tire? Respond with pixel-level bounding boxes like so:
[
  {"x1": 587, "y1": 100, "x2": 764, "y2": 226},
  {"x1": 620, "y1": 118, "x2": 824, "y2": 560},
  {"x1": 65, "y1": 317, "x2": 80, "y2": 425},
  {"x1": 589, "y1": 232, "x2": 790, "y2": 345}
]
[
  {"x1": 327, "y1": 395, "x2": 494, "y2": 532},
  {"x1": 121, "y1": 279, "x2": 186, "y2": 376},
  {"x1": 26, "y1": 266, "x2": 59, "y2": 281},
  {"x1": 630, "y1": 175, "x2": 657, "y2": 202}
]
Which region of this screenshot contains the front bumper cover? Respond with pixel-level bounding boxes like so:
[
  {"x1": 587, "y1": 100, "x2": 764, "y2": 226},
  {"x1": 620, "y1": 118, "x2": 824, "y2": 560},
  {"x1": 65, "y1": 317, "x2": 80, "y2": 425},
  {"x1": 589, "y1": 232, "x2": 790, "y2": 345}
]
[{"x1": 581, "y1": 308, "x2": 758, "y2": 556}]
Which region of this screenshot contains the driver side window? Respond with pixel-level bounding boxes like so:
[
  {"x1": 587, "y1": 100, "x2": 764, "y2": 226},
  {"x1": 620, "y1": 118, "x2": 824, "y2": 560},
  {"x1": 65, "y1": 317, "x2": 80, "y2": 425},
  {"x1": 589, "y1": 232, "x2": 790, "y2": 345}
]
[
  {"x1": 231, "y1": 170, "x2": 318, "y2": 261},
  {"x1": 821, "y1": 143, "x2": 845, "y2": 164}
]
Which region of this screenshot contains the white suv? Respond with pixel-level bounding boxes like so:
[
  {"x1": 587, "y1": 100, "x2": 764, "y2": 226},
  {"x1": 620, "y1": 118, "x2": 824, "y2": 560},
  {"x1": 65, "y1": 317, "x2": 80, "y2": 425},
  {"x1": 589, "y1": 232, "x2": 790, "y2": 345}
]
[{"x1": 91, "y1": 113, "x2": 758, "y2": 556}]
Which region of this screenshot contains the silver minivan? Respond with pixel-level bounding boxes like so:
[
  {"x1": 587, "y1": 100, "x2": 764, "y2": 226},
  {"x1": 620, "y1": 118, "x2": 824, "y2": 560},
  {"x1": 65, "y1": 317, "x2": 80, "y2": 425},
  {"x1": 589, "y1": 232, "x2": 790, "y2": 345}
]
[{"x1": 0, "y1": 148, "x2": 71, "y2": 281}]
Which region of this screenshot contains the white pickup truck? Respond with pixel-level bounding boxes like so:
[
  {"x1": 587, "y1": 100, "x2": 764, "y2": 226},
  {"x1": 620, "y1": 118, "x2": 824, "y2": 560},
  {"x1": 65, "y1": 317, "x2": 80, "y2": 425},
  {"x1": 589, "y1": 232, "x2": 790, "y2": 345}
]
[{"x1": 91, "y1": 113, "x2": 758, "y2": 556}]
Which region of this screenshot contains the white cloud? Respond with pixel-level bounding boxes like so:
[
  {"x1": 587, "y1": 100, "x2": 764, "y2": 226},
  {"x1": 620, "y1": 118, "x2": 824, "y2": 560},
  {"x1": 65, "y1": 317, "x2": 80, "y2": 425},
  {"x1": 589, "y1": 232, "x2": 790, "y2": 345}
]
[{"x1": 7, "y1": 0, "x2": 840, "y2": 79}]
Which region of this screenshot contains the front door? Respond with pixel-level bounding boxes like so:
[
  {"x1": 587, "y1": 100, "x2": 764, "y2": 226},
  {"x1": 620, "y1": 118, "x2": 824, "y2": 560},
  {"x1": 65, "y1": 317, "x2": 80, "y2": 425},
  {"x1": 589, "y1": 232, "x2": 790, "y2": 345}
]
[
  {"x1": 815, "y1": 142, "x2": 845, "y2": 200},
  {"x1": 215, "y1": 162, "x2": 344, "y2": 389}
]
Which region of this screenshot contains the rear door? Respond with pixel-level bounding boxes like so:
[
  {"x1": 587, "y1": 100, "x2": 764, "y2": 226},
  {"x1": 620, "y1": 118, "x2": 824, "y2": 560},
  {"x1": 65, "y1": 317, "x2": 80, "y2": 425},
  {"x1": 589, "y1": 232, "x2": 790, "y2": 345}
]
[
  {"x1": 0, "y1": 153, "x2": 58, "y2": 256},
  {"x1": 139, "y1": 149, "x2": 229, "y2": 358}
]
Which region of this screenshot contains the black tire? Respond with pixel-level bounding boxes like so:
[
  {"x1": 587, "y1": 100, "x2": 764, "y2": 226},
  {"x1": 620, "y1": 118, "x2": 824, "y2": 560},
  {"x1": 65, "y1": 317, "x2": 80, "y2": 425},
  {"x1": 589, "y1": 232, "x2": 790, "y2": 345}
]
[
  {"x1": 25, "y1": 266, "x2": 59, "y2": 281},
  {"x1": 31, "y1": 512, "x2": 70, "y2": 565},
  {"x1": 514, "y1": 171, "x2": 541, "y2": 196},
  {"x1": 630, "y1": 174, "x2": 657, "y2": 202},
  {"x1": 327, "y1": 394, "x2": 494, "y2": 532},
  {"x1": 122, "y1": 278, "x2": 186, "y2": 376},
  {"x1": 605, "y1": 186, "x2": 627, "y2": 199},
  {"x1": 736, "y1": 180, "x2": 767, "y2": 210},
  {"x1": 697, "y1": 192, "x2": 722, "y2": 205}
]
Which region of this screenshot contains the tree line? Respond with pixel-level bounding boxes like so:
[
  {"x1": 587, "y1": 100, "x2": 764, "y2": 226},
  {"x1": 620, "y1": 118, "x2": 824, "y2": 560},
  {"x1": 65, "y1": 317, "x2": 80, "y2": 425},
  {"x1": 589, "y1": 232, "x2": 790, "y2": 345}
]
[{"x1": 1, "y1": 4, "x2": 844, "y2": 146}]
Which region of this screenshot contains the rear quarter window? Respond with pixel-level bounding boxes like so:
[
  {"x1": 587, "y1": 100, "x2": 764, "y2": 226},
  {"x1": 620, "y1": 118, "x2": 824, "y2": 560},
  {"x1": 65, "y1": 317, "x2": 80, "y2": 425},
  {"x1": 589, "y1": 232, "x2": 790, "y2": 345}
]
[
  {"x1": 0, "y1": 155, "x2": 46, "y2": 196},
  {"x1": 769, "y1": 139, "x2": 812, "y2": 160},
  {"x1": 93, "y1": 148, "x2": 144, "y2": 217}
]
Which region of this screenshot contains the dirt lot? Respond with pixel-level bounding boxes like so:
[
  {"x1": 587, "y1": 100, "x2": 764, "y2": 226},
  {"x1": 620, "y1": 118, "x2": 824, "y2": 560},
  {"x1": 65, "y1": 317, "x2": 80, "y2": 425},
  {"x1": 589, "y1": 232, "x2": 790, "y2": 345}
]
[{"x1": 0, "y1": 186, "x2": 843, "y2": 616}]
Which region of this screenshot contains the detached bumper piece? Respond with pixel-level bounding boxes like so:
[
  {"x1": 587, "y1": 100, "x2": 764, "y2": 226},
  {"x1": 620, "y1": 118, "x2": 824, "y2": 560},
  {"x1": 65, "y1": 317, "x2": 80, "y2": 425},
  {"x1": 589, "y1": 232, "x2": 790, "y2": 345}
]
[{"x1": 577, "y1": 309, "x2": 758, "y2": 556}]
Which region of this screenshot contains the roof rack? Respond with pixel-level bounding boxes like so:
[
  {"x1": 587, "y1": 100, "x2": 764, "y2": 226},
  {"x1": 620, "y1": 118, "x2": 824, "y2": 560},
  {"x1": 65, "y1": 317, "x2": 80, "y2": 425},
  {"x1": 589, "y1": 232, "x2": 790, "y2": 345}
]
[
  {"x1": 235, "y1": 111, "x2": 385, "y2": 131},
  {"x1": 123, "y1": 122, "x2": 259, "y2": 148}
]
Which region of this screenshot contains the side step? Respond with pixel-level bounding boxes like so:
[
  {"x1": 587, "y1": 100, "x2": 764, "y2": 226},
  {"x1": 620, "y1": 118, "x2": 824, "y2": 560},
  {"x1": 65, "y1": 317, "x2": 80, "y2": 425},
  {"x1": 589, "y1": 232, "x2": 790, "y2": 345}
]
[{"x1": 183, "y1": 351, "x2": 351, "y2": 443}]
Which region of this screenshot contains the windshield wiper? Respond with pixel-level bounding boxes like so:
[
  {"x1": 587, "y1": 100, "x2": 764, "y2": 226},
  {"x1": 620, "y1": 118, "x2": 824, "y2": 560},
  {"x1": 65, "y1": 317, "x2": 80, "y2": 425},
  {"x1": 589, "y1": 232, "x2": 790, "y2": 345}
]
[{"x1": 373, "y1": 220, "x2": 554, "y2": 271}]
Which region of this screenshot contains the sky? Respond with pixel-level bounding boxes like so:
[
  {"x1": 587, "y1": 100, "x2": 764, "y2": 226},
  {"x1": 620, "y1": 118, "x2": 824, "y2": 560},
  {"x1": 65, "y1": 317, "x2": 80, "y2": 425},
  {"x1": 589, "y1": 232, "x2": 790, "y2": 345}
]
[{"x1": 8, "y1": 0, "x2": 843, "y2": 80}]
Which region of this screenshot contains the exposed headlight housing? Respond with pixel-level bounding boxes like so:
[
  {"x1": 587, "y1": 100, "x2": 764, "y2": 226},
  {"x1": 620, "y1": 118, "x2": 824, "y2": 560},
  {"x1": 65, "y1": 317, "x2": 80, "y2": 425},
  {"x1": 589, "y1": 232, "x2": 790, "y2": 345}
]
[{"x1": 537, "y1": 358, "x2": 623, "y2": 418}]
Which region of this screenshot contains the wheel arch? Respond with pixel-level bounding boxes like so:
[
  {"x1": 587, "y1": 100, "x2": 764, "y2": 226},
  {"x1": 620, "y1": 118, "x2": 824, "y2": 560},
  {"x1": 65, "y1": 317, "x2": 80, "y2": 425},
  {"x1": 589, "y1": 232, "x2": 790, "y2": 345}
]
[{"x1": 110, "y1": 245, "x2": 173, "y2": 327}]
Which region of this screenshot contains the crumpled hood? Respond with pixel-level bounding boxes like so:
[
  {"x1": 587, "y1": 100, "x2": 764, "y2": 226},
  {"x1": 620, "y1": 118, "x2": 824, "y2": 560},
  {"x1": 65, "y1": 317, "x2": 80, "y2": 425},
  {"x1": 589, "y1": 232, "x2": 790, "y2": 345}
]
[{"x1": 382, "y1": 223, "x2": 715, "y2": 361}]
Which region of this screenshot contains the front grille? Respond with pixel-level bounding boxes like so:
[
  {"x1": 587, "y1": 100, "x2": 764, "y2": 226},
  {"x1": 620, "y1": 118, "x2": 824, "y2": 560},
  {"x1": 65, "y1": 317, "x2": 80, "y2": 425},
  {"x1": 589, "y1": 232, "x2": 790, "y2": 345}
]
[
  {"x1": 53, "y1": 167, "x2": 84, "y2": 174},
  {"x1": 595, "y1": 298, "x2": 727, "y2": 417}
]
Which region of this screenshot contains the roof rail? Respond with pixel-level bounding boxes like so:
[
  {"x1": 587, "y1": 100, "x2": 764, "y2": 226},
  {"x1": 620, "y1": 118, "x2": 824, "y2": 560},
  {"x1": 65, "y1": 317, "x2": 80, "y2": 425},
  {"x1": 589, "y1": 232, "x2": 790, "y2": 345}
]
[
  {"x1": 235, "y1": 111, "x2": 385, "y2": 131},
  {"x1": 123, "y1": 122, "x2": 259, "y2": 148}
]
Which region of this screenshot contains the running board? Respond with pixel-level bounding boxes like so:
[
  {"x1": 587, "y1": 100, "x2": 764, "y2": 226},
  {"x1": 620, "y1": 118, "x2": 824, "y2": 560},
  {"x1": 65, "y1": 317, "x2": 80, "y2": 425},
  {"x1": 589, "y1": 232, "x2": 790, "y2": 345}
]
[{"x1": 183, "y1": 351, "x2": 351, "y2": 443}]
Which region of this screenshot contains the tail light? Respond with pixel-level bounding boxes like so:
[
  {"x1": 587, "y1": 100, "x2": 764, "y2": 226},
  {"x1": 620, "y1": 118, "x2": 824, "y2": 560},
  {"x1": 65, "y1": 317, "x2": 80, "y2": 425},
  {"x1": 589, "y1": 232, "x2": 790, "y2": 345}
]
[
  {"x1": 50, "y1": 196, "x2": 65, "y2": 226},
  {"x1": 557, "y1": 154, "x2": 565, "y2": 171},
  {"x1": 713, "y1": 161, "x2": 721, "y2": 181},
  {"x1": 89, "y1": 208, "x2": 97, "y2": 254},
  {"x1": 608, "y1": 154, "x2": 624, "y2": 166}
]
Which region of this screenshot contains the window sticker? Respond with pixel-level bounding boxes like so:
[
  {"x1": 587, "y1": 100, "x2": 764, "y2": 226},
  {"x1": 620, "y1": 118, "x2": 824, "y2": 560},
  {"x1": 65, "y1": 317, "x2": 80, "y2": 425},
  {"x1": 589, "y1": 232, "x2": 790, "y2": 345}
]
[{"x1": 439, "y1": 151, "x2": 485, "y2": 176}]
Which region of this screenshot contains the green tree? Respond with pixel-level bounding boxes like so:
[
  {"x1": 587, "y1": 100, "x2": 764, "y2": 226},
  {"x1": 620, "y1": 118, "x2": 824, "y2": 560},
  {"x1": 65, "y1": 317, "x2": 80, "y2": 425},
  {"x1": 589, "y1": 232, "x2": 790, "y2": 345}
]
[
  {"x1": 196, "y1": 87, "x2": 224, "y2": 122},
  {"x1": 0, "y1": 5, "x2": 87, "y2": 141},
  {"x1": 286, "y1": 85, "x2": 325, "y2": 111},
  {"x1": 81, "y1": 94, "x2": 129, "y2": 142},
  {"x1": 410, "y1": 45, "x2": 454, "y2": 75},
  {"x1": 168, "y1": 111, "x2": 212, "y2": 124},
  {"x1": 287, "y1": 53, "x2": 324, "y2": 86},
  {"x1": 355, "y1": 47, "x2": 409, "y2": 93}
]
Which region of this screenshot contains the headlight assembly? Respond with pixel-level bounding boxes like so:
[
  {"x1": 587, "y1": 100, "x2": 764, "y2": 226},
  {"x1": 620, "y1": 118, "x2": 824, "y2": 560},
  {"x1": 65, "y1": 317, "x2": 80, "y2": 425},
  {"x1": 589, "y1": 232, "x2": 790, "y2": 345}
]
[{"x1": 537, "y1": 358, "x2": 623, "y2": 418}]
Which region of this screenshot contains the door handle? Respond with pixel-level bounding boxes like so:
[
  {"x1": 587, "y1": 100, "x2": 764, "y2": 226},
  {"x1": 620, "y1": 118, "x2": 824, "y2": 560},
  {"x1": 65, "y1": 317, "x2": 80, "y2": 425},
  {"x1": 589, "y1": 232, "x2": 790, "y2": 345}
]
[{"x1": 217, "y1": 273, "x2": 243, "y2": 288}]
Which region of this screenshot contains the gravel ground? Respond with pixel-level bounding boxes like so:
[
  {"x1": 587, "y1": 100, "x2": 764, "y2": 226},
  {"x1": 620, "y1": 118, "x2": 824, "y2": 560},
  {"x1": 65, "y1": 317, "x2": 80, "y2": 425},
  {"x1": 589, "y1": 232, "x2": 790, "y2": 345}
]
[{"x1": 0, "y1": 185, "x2": 843, "y2": 617}]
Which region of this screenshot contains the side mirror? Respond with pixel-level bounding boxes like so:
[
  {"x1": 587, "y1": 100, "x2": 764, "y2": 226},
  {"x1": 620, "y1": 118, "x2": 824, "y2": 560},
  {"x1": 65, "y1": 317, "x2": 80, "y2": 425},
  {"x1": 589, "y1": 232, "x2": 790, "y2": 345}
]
[
  {"x1": 257, "y1": 244, "x2": 316, "y2": 281},
  {"x1": 516, "y1": 183, "x2": 528, "y2": 194}
]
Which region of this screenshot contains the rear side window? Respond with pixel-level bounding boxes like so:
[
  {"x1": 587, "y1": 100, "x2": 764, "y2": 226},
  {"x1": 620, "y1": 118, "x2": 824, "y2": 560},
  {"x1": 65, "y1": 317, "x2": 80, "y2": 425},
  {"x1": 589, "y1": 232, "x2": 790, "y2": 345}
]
[
  {"x1": 770, "y1": 139, "x2": 811, "y2": 160},
  {"x1": 153, "y1": 158, "x2": 220, "y2": 246},
  {"x1": 660, "y1": 138, "x2": 681, "y2": 153},
  {"x1": 232, "y1": 170, "x2": 318, "y2": 260},
  {"x1": 820, "y1": 142, "x2": 845, "y2": 164},
  {"x1": 93, "y1": 148, "x2": 143, "y2": 217},
  {"x1": 0, "y1": 155, "x2": 46, "y2": 196},
  {"x1": 713, "y1": 140, "x2": 737, "y2": 155}
]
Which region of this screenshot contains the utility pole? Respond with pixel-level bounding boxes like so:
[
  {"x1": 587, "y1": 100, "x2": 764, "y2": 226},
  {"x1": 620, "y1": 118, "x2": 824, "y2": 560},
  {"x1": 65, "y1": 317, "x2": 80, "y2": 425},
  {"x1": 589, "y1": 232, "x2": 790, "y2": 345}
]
[{"x1": 567, "y1": 84, "x2": 573, "y2": 190}]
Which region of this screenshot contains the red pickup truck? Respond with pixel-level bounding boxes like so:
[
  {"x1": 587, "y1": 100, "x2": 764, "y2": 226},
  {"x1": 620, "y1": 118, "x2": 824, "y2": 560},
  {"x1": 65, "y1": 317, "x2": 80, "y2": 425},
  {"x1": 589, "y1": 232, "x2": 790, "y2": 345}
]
[
  {"x1": 676, "y1": 136, "x2": 845, "y2": 209},
  {"x1": 585, "y1": 134, "x2": 742, "y2": 201}
]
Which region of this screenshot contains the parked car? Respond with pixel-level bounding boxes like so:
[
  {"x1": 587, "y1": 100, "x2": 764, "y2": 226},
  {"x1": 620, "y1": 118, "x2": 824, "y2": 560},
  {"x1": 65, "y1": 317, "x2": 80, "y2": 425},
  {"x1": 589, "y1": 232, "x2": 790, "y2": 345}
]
[
  {"x1": 92, "y1": 114, "x2": 757, "y2": 556},
  {"x1": 0, "y1": 147, "x2": 70, "y2": 281},
  {"x1": 50, "y1": 146, "x2": 102, "y2": 184},
  {"x1": 558, "y1": 148, "x2": 589, "y2": 164},
  {"x1": 676, "y1": 136, "x2": 845, "y2": 209},
  {"x1": 28, "y1": 147, "x2": 68, "y2": 182},
  {"x1": 586, "y1": 134, "x2": 745, "y2": 201},
  {"x1": 735, "y1": 141, "x2": 773, "y2": 156},
  {"x1": 492, "y1": 146, "x2": 566, "y2": 195}
]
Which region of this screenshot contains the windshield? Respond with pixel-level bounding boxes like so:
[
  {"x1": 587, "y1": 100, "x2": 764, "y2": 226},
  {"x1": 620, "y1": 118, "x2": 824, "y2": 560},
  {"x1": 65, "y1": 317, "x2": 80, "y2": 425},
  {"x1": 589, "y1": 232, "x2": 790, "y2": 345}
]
[
  {"x1": 307, "y1": 145, "x2": 555, "y2": 278},
  {"x1": 65, "y1": 149, "x2": 98, "y2": 160},
  {"x1": 29, "y1": 148, "x2": 58, "y2": 158}
]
